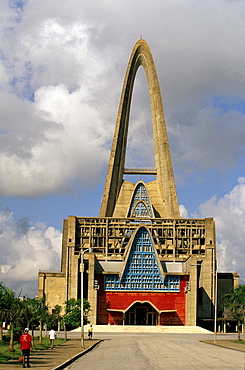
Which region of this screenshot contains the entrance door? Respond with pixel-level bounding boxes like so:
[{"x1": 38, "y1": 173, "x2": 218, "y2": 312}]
[
  {"x1": 148, "y1": 312, "x2": 157, "y2": 325},
  {"x1": 136, "y1": 307, "x2": 147, "y2": 325},
  {"x1": 125, "y1": 302, "x2": 157, "y2": 325}
]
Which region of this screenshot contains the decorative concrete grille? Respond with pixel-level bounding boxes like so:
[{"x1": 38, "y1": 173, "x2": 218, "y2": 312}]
[{"x1": 104, "y1": 227, "x2": 180, "y2": 291}]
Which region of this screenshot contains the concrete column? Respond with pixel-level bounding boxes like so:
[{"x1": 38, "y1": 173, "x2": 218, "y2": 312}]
[
  {"x1": 68, "y1": 248, "x2": 79, "y2": 299},
  {"x1": 186, "y1": 265, "x2": 198, "y2": 325},
  {"x1": 200, "y1": 249, "x2": 215, "y2": 319},
  {"x1": 87, "y1": 254, "x2": 97, "y2": 325}
]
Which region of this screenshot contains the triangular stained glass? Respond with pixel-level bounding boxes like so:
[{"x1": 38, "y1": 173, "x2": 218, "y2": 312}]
[
  {"x1": 128, "y1": 183, "x2": 153, "y2": 218},
  {"x1": 104, "y1": 227, "x2": 180, "y2": 291}
]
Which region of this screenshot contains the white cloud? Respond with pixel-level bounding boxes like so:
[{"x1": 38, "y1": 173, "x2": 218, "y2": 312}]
[
  {"x1": 179, "y1": 204, "x2": 189, "y2": 218},
  {"x1": 0, "y1": 205, "x2": 62, "y2": 297},
  {"x1": 198, "y1": 177, "x2": 245, "y2": 276},
  {"x1": 0, "y1": 0, "x2": 245, "y2": 196},
  {"x1": 1, "y1": 0, "x2": 245, "y2": 292}
]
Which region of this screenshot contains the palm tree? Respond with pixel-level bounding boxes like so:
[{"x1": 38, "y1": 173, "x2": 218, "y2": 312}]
[
  {"x1": 7, "y1": 295, "x2": 24, "y2": 350},
  {"x1": 223, "y1": 285, "x2": 245, "y2": 340},
  {"x1": 0, "y1": 283, "x2": 12, "y2": 341},
  {"x1": 31, "y1": 297, "x2": 49, "y2": 344}
]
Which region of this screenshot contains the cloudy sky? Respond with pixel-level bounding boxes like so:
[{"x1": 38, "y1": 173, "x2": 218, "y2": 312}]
[{"x1": 1, "y1": 0, "x2": 245, "y2": 298}]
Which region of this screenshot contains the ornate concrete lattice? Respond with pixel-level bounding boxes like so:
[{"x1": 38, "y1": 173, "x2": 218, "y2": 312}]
[
  {"x1": 128, "y1": 182, "x2": 153, "y2": 218},
  {"x1": 104, "y1": 227, "x2": 180, "y2": 291}
]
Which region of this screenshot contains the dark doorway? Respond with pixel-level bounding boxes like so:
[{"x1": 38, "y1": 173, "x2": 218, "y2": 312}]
[
  {"x1": 125, "y1": 302, "x2": 157, "y2": 325},
  {"x1": 136, "y1": 307, "x2": 147, "y2": 325}
]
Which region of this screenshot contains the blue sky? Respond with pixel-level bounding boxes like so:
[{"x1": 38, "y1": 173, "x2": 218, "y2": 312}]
[{"x1": 1, "y1": 0, "x2": 245, "y2": 297}]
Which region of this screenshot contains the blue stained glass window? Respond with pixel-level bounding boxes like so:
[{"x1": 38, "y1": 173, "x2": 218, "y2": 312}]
[
  {"x1": 128, "y1": 183, "x2": 153, "y2": 218},
  {"x1": 104, "y1": 227, "x2": 180, "y2": 291}
]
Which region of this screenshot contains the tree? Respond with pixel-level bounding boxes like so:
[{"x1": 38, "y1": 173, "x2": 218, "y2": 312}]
[
  {"x1": 0, "y1": 284, "x2": 34, "y2": 347},
  {"x1": 35, "y1": 297, "x2": 49, "y2": 344},
  {"x1": 24, "y1": 298, "x2": 40, "y2": 330},
  {"x1": 53, "y1": 305, "x2": 62, "y2": 331},
  {"x1": 6, "y1": 295, "x2": 24, "y2": 350},
  {"x1": 45, "y1": 305, "x2": 62, "y2": 330},
  {"x1": 0, "y1": 283, "x2": 13, "y2": 341},
  {"x1": 0, "y1": 284, "x2": 49, "y2": 349},
  {"x1": 63, "y1": 298, "x2": 90, "y2": 330},
  {"x1": 23, "y1": 297, "x2": 49, "y2": 344},
  {"x1": 223, "y1": 285, "x2": 245, "y2": 340}
]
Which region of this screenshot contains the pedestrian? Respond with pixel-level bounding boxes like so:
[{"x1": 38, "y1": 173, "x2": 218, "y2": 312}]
[
  {"x1": 19, "y1": 328, "x2": 32, "y2": 368},
  {"x1": 48, "y1": 328, "x2": 56, "y2": 349},
  {"x1": 88, "y1": 325, "x2": 93, "y2": 339}
]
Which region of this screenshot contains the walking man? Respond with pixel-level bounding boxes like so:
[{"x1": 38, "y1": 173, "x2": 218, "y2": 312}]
[
  {"x1": 48, "y1": 328, "x2": 56, "y2": 349},
  {"x1": 19, "y1": 328, "x2": 32, "y2": 368}
]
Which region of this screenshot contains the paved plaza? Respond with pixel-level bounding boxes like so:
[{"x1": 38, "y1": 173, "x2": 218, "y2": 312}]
[
  {"x1": 66, "y1": 333, "x2": 245, "y2": 370},
  {"x1": 2, "y1": 329, "x2": 245, "y2": 370}
]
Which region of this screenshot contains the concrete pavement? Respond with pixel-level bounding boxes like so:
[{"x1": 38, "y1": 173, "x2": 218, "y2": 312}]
[
  {"x1": 2, "y1": 327, "x2": 245, "y2": 369},
  {"x1": 1, "y1": 339, "x2": 100, "y2": 370},
  {"x1": 66, "y1": 334, "x2": 245, "y2": 370}
]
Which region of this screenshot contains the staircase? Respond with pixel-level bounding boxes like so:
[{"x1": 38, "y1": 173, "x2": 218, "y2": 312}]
[{"x1": 72, "y1": 325, "x2": 212, "y2": 334}]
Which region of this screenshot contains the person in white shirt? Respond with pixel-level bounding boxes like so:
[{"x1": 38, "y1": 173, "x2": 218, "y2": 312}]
[{"x1": 48, "y1": 329, "x2": 56, "y2": 349}]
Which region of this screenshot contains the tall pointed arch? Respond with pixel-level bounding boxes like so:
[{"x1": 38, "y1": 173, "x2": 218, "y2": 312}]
[
  {"x1": 100, "y1": 39, "x2": 179, "y2": 218},
  {"x1": 127, "y1": 182, "x2": 153, "y2": 218}
]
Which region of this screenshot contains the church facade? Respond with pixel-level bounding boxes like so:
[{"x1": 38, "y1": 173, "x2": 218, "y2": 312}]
[{"x1": 38, "y1": 39, "x2": 219, "y2": 328}]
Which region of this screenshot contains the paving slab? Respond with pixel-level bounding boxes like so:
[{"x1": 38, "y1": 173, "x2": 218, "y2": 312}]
[{"x1": 1, "y1": 339, "x2": 100, "y2": 370}]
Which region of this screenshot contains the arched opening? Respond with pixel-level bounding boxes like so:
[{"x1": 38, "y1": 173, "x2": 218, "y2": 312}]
[
  {"x1": 125, "y1": 302, "x2": 157, "y2": 325},
  {"x1": 127, "y1": 181, "x2": 153, "y2": 218},
  {"x1": 100, "y1": 39, "x2": 179, "y2": 219}
]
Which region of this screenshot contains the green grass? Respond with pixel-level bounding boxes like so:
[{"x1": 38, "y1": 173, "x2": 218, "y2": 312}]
[
  {"x1": 0, "y1": 336, "x2": 66, "y2": 362},
  {"x1": 233, "y1": 340, "x2": 245, "y2": 344}
]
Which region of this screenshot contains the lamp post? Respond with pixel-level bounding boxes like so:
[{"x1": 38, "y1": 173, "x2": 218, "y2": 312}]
[
  {"x1": 190, "y1": 262, "x2": 217, "y2": 342},
  {"x1": 80, "y1": 248, "x2": 92, "y2": 347}
]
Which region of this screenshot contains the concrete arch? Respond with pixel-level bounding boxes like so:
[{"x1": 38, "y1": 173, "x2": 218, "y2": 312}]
[
  {"x1": 125, "y1": 300, "x2": 161, "y2": 314},
  {"x1": 127, "y1": 181, "x2": 154, "y2": 218},
  {"x1": 119, "y1": 225, "x2": 166, "y2": 282},
  {"x1": 100, "y1": 39, "x2": 179, "y2": 218}
]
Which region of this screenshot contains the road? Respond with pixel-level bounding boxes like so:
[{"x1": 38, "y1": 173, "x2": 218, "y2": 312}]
[{"x1": 65, "y1": 333, "x2": 245, "y2": 370}]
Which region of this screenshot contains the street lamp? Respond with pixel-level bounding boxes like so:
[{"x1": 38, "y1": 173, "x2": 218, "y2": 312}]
[
  {"x1": 190, "y1": 263, "x2": 217, "y2": 342},
  {"x1": 80, "y1": 248, "x2": 93, "y2": 347}
]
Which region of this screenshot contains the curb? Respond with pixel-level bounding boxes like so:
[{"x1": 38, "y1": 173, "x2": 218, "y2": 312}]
[
  {"x1": 51, "y1": 340, "x2": 101, "y2": 370},
  {"x1": 201, "y1": 340, "x2": 245, "y2": 353}
]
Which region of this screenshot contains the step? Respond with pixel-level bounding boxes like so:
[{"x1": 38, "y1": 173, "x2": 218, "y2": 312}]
[{"x1": 72, "y1": 325, "x2": 212, "y2": 334}]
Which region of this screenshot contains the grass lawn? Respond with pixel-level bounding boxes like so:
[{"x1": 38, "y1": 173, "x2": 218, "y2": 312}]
[
  {"x1": 233, "y1": 340, "x2": 245, "y2": 344},
  {"x1": 0, "y1": 336, "x2": 66, "y2": 362}
]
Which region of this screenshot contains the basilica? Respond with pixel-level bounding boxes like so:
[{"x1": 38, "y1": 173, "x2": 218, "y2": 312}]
[{"x1": 38, "y1": 39, "x2": 235, "y2": 330}]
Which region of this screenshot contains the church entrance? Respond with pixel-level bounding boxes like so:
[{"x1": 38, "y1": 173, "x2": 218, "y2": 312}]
[{"x1": 125, "y1": 302, "x2": 157, "y2": 325}]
